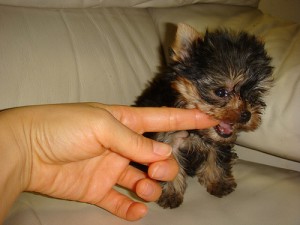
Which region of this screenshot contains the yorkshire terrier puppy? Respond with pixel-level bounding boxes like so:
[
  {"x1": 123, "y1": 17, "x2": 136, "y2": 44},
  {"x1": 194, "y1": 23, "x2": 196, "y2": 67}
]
[{"x1": 135, "y1": 23, "x2": 273, "y2": 209}]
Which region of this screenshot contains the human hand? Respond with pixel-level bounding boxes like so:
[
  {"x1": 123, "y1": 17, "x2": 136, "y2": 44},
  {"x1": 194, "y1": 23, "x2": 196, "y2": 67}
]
[{"x1": 0, "y1": 103, "x2": 218, "y2": 221}]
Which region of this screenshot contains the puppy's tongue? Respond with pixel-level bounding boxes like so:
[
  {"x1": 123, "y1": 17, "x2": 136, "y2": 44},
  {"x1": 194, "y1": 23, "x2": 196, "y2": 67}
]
[
  {"x1": 219, "y1": 122, "x2": 233, "y2": 133},
  {"x1": 215, "y1": 121, "x2": 233, "y2": 138}
]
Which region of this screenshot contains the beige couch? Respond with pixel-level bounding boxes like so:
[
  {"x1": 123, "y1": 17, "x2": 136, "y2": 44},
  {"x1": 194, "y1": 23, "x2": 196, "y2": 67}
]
[{"x1": 1, "y1": 1, "x2": 300, "y2": 224}]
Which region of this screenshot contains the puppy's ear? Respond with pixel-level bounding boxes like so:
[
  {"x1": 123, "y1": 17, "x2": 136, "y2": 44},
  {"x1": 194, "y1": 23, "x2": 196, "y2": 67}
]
[{"x1": 170, "y1": 23, "x2": 202, "y2": 62}]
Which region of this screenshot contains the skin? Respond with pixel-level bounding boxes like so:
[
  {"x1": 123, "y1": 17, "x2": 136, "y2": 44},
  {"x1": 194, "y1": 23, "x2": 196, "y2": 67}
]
[{"x1": 0, "y1": 103, "x2": 218, "y2": 222}]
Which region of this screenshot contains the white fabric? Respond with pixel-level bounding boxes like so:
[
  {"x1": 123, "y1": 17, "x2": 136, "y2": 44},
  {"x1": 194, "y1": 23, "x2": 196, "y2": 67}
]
[
  {"x1": 0, "y1": 0, "x2": 259, "y2": 8},
  {"x1": 5, "y1": 160, "x2": 300, "y2": 225},
  {"x1": 1, "y1": 2, "x2": 300, "y2": 224},
  {"x1": 0, "y1": 3, "x2": 298, "y2": 161},
  {"x1": 0, "y1": 6, "x2": 161, "y2": 107}
]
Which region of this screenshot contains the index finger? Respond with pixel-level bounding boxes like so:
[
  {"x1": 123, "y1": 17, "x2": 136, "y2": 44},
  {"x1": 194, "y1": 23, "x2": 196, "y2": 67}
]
[{"x1": 97, "y1": 104, "x2": 219, "y2": 134}]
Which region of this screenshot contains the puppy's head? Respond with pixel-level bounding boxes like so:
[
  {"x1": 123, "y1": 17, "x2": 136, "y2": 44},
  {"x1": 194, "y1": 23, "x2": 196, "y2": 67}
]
[{"x1": 170, "y1": 24, "x2": 273, "y2": 143}]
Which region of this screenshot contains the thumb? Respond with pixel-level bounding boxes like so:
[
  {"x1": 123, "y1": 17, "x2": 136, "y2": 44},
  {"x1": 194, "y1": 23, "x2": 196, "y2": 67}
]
[{"x1": 95, "y1": 112, "x2": 172, "y2": 163}]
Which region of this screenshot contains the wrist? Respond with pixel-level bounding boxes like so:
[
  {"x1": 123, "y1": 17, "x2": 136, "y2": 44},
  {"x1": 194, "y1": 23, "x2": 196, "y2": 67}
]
[{"x1": 0, "y1": 108, "x2": 31, "y2": 222}]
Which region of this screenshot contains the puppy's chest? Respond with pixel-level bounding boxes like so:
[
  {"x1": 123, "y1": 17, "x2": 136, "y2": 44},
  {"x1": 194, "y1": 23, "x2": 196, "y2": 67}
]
[
  {"x1": 153, "y1": 131, "x2": 204, "y2": 175},
  {"x1": 155, "y1": 130, "x2": 234, "y2": 177}
]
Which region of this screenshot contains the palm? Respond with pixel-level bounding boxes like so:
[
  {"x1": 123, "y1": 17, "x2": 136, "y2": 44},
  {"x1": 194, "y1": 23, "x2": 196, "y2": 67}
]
[
  {"x1": 25, "y1": 105, "x2": 135, "y2": 204},
  {"x1": 22, "y1": 105, "x2": 152, "y2": 220},
  {"x1": 30, "y1": 150, "x2": 130, "y2": 205}
]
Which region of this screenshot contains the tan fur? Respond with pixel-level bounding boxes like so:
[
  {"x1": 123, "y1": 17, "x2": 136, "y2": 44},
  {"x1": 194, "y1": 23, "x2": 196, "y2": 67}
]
[
  {"x1": 171, "y1": 23, "x2": 202, "y2": 62},
  {"x1": 171, "y1": 77, "x2": 201, "y2": 109}
]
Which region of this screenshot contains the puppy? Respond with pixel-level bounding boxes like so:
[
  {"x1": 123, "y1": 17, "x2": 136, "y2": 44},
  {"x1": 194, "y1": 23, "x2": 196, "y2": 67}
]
[{"x1": 135, "y1": 23, "x2": 273, "y2": 208}]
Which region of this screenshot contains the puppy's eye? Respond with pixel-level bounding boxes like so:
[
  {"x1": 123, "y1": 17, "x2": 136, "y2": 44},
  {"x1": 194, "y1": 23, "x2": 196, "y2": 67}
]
[{"x1": 214, "y1": 88, "x2": 229, "y2": 98}]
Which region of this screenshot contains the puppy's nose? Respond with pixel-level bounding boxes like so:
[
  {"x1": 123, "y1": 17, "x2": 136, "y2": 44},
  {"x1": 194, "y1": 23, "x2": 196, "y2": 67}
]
[{"x1": 239, "y1": 110, "x2": 251, "y2": 123}]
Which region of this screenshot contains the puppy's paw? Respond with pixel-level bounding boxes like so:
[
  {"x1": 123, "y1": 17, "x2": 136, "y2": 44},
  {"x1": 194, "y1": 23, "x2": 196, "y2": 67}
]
[
  {"x1": 157, "y1": 191, "x2": 183, "y2": 209},
  {"x1": 207, "y1": 180, "x2": 237, "y2": 198}
]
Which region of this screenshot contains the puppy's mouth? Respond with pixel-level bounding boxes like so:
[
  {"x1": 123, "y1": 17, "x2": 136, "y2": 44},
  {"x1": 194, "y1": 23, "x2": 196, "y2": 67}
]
[{"x1": 214, "y1": 121, "x2": 234, "y2": 138}]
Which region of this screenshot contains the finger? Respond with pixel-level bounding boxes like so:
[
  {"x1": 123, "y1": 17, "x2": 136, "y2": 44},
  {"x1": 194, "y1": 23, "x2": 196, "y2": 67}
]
[
  {"x1": 117, "y1": 165, "x2": 162, "y2": 202},
  {"x1": 100, "y1": 104, "x2": 219, "y2": 134},
  {"x1": 97, "y1": 113, "x2": 173, "y2": 163},
  {"x1": 135, "y1": 178, "x2": 162, "y2": 202},
  {"x1": 96, "y1": 188, "x2": 148, "y2": 221},
  {"x1": 117, "y1": 165, "x2": 147, "y2": 190},
  {"x1": 148, "y1": 157, "x2": 179, "y2": 181}
]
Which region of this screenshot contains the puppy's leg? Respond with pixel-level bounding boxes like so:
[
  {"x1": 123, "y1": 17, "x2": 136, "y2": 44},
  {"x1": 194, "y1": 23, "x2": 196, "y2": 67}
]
[
  {"x1": 155, "y1": 131, "x2": 189, "y2": 208},
  {"x1": 196, "y1": 146, "x2": 237, "y2": 197},
  {"x1": 157, "y1": 166, "x2": 187, "y2": 208}
]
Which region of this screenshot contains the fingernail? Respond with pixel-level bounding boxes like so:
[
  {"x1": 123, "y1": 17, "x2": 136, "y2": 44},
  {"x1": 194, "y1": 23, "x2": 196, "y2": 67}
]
[
  {"x1": 141, "y1": 182, "x2": 155, "y2": 197},
  {"x1": 153, "y1": 142, "x2": 172, "y2": 157},
  {"x1": 151, "y1": 165, "x2": 166, "y2": 180}
]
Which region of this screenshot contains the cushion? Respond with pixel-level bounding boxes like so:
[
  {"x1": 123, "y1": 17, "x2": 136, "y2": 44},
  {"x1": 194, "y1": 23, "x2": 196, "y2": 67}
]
[
  {"x1": 0, "y1": 0, "x2": 259, "y2": 8},
  {"x1": 149, "y1": 3, "x2": 300, "y2": 162}
]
